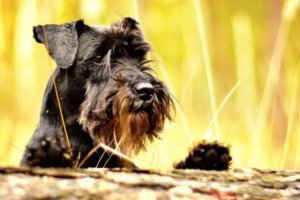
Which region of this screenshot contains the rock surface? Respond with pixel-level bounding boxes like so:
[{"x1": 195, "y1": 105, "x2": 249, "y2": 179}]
[{"x1": 1, "y1": 166, "x2": 300, "y2": 200}]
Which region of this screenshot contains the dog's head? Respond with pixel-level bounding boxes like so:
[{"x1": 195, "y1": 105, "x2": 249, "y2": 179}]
[{"x1": 34, "y1": 18, "x2": 174, "y2": 156}]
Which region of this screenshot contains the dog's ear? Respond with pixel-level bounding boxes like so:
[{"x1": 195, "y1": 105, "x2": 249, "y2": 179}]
[
  {"x1": 33, "y1": 20, "x2": 85, "y2": 69},
  {"x1": 113, "y1": 17, "x2": 139, "y2": 31},
  {"x1": 119, "y1": 17, "x2": 139, "y2": 29}
]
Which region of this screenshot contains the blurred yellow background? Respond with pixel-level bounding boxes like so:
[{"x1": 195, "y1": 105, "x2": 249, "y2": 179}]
[{"x1": 1, "y1": 0, "x2": 300, "y2": 170}]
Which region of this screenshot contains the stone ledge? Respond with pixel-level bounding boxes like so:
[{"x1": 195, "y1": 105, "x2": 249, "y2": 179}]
[{"x1": 0, "y1": 167, "x2": 300, "y2": 200}]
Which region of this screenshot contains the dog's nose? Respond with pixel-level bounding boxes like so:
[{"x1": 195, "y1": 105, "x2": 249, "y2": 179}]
[{"x1": 134, "y1": 82, "x2": 154, "y2": 101}]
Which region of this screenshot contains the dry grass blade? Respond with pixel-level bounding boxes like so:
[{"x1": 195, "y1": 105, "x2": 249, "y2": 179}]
[
  {"x1": 250, "y1": 0, "x2": 299, "y2": 166},
  {"x1": 78, "y1": 142, "x2": 134, "y2": 168},
  {"x1": 0, "y1": 136, "x2": 23, "y2": 152},
  {"x1": 35, "y1": 2, "x2": 72, "y2": 156},
  {"x1": 281, "y1": 66, "x2": 300, "y2": 168},
  {"x1": 153, "y1": 55, "x2": 194, "y2": 144},
  {"x1": 232, "y1": 12, "x2": 256, "y2": 134},
  {"x1": 193, "y1": 0, "x2": 220, "y2": 140},
  {"x1": 203, "y1": 81, "x2": 240, "y2": 140},
  {"x1": 132, "y1": 0, "x2": 140, "y2": 21},
  {"x1": 99, "y1": 143, "x2": 134, "y2": 165},
  {"x1": 181, "y1": 68, "x2": 198, "y2": 103},
  {"x1": 295, "y1": 123, "x2": 300, "y2": 169},
  {"x1": 96, "y1": 140, "x2": 114, "y2": 167}
]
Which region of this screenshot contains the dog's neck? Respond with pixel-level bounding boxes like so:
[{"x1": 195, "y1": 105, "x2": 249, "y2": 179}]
[{"x1": 40, "y1": 67, "x2": 86, "y2": 121}]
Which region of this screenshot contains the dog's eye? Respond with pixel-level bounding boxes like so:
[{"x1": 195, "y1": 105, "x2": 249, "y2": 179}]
[{"x1": 93, "y1": 55, "x2": 102, "y2": 65}]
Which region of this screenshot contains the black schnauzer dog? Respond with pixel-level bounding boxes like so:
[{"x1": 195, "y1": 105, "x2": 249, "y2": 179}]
[{"x1": 21, "y1": 17, "x2": 231, "y2": 170}]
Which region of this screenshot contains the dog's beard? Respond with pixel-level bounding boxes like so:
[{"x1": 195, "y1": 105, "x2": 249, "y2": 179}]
[{"x1": 79, "y1": 85, "x2": 173, "y2": 156}]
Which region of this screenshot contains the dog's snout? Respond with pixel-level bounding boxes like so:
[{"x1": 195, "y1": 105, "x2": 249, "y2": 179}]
[{"x1": 134, "y1": 82, "x2": 154, "y2": 101}]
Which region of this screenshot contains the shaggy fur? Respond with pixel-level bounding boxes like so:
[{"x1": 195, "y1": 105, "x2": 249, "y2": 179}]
[
  {"x1": 21, "y1": 17, "x2": 231, "y2": 170},
  {"x1": 174, "y1": 141, "x2": 232, "y2": 170},
  {"x1": 77, "y1": 18, "x2": 174, "y2": 156}
]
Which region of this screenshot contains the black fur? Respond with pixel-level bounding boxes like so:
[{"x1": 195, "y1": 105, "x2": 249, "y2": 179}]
[
  {"x1": 22, "y1": 19, "x2": 137, "y2": 168},
  {"x1": 174, "y1": 141, "x2": 232, "y2": 170},
  {"x1": 22, "y1": 18, "x2": 232, "y2": 170}
]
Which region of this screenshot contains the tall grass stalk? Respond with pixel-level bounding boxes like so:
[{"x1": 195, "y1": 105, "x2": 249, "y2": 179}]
[
  {"x1": 295, "y1": 123, "x2": 300, "y2": 169},
  {"x1": 181, "y1": 68, "x2": 198, "y2": 104},
  {"x1": 36, "y1": 1, "x2": 73, "y2": 156},
  {"x1": 250, "y1": 0, "x2": 299, "y2": 167},
  {"x1": 203, "y1": 81, "x2": 240, "y2": 140},
  {"x1": 232, "y1": 12, "x2": 256, "y2": 134},
  {"x1": 132, "y1": 0, "x2": 140, "y2": 21},
  {"x1": 193, "y1": 0, "x2": 220, "y2": 140},
  {"x1": 155, "y1": 56, "x2": 194, "y2": 145},
  {"x1": 280, "y1": 66, "x2": 299, "y2": 168}
]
